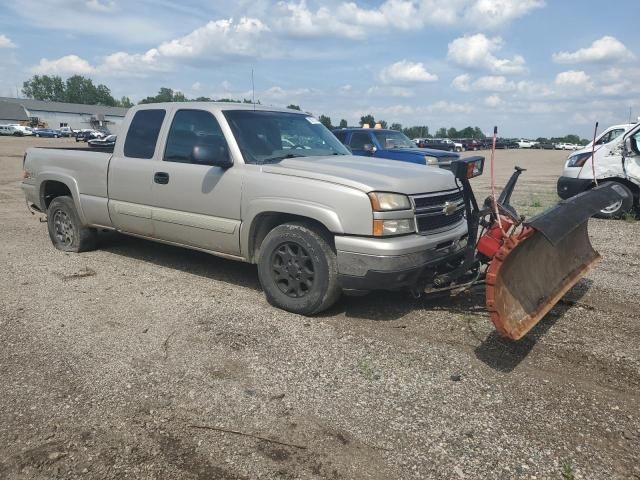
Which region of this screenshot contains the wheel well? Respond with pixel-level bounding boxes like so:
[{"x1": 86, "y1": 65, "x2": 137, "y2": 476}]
[
  {"x1": 42, "y1": 181, "x2": 72, "y2": 210},
  {"x1": 594, "y1": 178, "x2": 639, "y2": 204},
  {"x1": 249, "y1": 213, "x2": 333, "y2": 263}
]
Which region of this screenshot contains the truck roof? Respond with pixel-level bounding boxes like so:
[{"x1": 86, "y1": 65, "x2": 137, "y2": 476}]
[{"x1": 132, "y1": 102, "x2": 303, "y2": 115}]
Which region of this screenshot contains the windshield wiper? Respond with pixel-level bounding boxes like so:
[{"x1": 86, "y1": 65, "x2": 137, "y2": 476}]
[{"x1": 260, "y1": 153, "x2": 306, "y2": 164}]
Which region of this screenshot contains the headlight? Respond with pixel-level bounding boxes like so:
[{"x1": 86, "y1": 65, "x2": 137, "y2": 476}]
[
  {"x1": 424, "y1": 155, "x2": 438, "y2": 166},
  {"x1": 372, "y1": 219, "x2": 415, "y2": 236},
  {"x1": 567, "y1": 152, "x2": 592, "y2": 167},
  {"x1": 368, "y1": 192, "x2": 411, "y2": 211}
]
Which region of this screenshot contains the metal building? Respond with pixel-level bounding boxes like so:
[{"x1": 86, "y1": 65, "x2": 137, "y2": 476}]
[{"x1": 0, "y1": 97, "x2": 129, "y2": 134}]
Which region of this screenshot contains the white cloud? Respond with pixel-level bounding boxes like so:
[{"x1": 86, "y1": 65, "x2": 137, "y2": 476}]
[
  {"x1": 157, "y1": 17, "x2": 269, "y2": 59},
  {"x1": 467, "y1": 0, "x2": 545, "y2": 28},
  {"x1": 85, "y1": 0, "x2": 116, "y2": 12},
  {"x1": 553, "y1": 36, "x2": 635, "y2": 64},
  {"x1": 473, "y1": 75, "x2": 516, "y2": 92},
  {"x1": 451, "y1": 74, "x2": 471, "y2": 92},
  {"x1": 555, "y1": 70, "x2": 592, "y2": 89},
  {"x1": 273, "y1": 0, "x2": 544, "y2": 40},
  {"x1": 32, "y1": 54, "x2": 96, "y2": 75},
  {"x1": 379, "y1": 60, "x2": 437, "y2": 84},
  {"x1": 0, "y1": 34, "x2": 16, "y2": 49},
  {"x1": 263, "y1": 86, "x2": 318, "y2": 99},
  {"x1": 273, "y1": 1, "x2": 370, "y2": 39},
  {"x1": 484, "y1": 95, "x2": 502, "y2": 107},
  {"x1": 452, "y1": 74, "x2": 516, "y2": 92},
  {"x1": 367, "y1": 85, "x2": 415, "y2": 97},
  {"x1": 447, "y1": 34, "x2": 526, "y2": 74},
  {"x1": 426, "y1": 101, "x2": 473, "y2": 114}
]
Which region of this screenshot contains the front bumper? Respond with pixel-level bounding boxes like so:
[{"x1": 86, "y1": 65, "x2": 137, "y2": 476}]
[
  {"x1": 557, "y1": 176, "x2": 593, "y2": 200},
  {"x1": 335, "y1": 222, "x2": 468, "y2": 291}
]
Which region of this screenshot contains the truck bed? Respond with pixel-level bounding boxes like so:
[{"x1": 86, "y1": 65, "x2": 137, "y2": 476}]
[{"x1": 24, "y1": 147, "x2": 112, "y2": 213}]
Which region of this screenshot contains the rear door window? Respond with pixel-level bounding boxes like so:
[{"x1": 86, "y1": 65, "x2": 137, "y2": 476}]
[{"x1": 124, "y1": 109, "x2": 166, "y2": 159}]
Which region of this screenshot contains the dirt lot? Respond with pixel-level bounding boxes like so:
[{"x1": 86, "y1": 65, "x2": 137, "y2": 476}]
[{"x1": 1, "y1": 136, "x2": 639, "y2": 479}]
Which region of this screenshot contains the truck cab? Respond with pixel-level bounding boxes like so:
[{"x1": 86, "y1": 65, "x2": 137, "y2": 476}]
[
  {"x1": 332, "y1": 127, "x2": 459, "y2": 168},
  {"x1": 557, "y1": 122, "x2": 639, "y2": 218}
]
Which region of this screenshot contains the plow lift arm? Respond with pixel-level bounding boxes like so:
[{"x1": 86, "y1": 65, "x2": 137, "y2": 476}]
[{"x1": 441, "y1": 156, "x2": 629, "y2": 340}]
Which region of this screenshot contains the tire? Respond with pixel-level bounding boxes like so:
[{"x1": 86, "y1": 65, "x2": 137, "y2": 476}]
[
  {"x1": 35, "y1": 134, "x2": 40, "y2": 137},
  {"x1": 47, "y1": 196, "x2": 97, "y2": 252},
  {"x1": 594, "y1": 182, "x2": 634, "y2": 219},
  {"x1": 54, "y1": 134, "x2": 59, "y2": 138},
  {"x1": 257, "y1": 223, "x2": 341, "y2": 315}
]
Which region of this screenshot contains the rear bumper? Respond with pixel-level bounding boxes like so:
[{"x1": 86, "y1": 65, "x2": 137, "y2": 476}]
[
  {"x1": 557, "y1": 176, "x2": 592, "y2": 200},
  {"x1": 335, "y1": 223, "x2": 468, "y2": 291}
]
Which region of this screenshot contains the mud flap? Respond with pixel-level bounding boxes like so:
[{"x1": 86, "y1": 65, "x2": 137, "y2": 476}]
[{"x1": 485, "y1": 183, "x2": 629, "y2": 340}]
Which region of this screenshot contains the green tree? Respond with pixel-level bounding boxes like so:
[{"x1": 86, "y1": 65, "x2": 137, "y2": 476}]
[
  {"x1": 287, "y1": 104, "x2": 301, "y2": 110},
  {"x1": 379, "y1": 120, "x2": 388, "y2": 129},
  {"x1": 318, "y1": 114, "x2": 332, "y2": 129},
  {"x1": 402, "y1": 126, "x2": 429, "y2": 139},
  {"x1": 22, "y1": 75, "x2": 65, "y2": 102},
  {"x1": 390, "y1": 123, "x2": 402, "y2": 131},
  {"x1": 95, "y1": 84, "x2": 116, "y2": 106},
  {"x1": 360, "y1": 114, "x2": 375, "y2": 127},
  {"x1": 447, "y1": 127, "x2": 458, "y2": 138},
  {"x1": 65, "y1": 75, "x2": 99, "y2": 104},
  {"x1": 117, "y1": 96, "x2": 134, "y2": 108},
  {"x1": 435, "y1": 127, "x2": 447, "y2": 138},
  {"x1": 339, "y1": 119, "x2": 348, "y2": 128}
]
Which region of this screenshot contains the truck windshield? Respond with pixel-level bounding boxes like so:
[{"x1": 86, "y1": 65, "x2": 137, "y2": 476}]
[
  {"x1": 223, "y1": 110, "x2": 350, "y2": 164},
  {"x1": 373, "y1": 130, "x2": 415, "y2": 149}
]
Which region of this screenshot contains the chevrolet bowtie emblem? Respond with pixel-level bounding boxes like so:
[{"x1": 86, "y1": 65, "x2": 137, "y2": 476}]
[{"x1": 442, "y1": 201, "x2": 459, "y2": 216}]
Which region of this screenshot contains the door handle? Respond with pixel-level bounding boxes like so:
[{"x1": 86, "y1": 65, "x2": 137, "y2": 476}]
[{"x1": 154, "y1": 172, "x2": 170, "y2": 184}]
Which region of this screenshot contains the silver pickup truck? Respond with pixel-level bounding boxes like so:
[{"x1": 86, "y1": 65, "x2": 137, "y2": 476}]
[{"x1": 21, "y1": 102, "x2": 469, "y2": 315}]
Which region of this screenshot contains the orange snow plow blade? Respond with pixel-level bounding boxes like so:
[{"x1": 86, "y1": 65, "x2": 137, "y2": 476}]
[
  {"x1": 485, "y1": 223, "x2": 599, "y2": 340},
  {"x1": 484, "y1": 183, "x2": 629, "y2": 340}
]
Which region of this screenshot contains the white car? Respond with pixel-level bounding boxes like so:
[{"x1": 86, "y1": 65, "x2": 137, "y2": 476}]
[
  {"x1": 0, "y1": 124, "x2": 32, "y2": 136},
  {"x1": 517, "y1": 139, "x2": 538, "y2": 148},
  {"x1": 555, "y1": 143, "x2": 580, "y2": 150}
]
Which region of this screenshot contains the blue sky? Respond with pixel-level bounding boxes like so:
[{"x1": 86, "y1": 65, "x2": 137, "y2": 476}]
[{"x1": 1, "y1": 0, "x2": 638, "y2": 138}]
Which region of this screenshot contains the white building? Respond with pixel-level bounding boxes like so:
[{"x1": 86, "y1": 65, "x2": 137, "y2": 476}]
[{"x1": 0, "y1": 97, "x2": 129, "y2": 134}]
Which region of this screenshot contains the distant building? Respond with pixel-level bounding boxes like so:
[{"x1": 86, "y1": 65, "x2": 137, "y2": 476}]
[
  {"x1": 0, "y1": 100, "x2": 30, "y2": 125},
  {"x1": 0, "y1": 97, "x2": 129, "y2": 133}
]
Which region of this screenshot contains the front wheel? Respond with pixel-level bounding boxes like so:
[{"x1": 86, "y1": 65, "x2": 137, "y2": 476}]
[
  {"x1": 47, "y1": 196, "x2": 97, "y2": 252},
  {"x1": 594, "y1": 182, "x2": 634, "y2": 219},
  {"x1": 257, "y1": 223, "x2": 341, "y2": 315}
]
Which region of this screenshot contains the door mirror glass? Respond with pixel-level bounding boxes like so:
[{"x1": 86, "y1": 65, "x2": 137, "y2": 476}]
[
  {"x1": 363, "y1": 143, "x2": 376, "y2": 154},
  {"x1": 192, "y1": 143, "x2": 233, "y2": 168}
]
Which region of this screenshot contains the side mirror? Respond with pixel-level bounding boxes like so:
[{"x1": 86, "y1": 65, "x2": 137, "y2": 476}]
[
  {"x1": 451, "y1": 156, "x2": 485, "y2": 180},
  {"x1": 363, "y1": 143, "x2": 376, "y2": 154},
  {"x1": 623, "y1": 137, "x2": 634, "y2": 156},
  {"x1": 192, "y1": 144, "x2": 233, "y2": 168}
]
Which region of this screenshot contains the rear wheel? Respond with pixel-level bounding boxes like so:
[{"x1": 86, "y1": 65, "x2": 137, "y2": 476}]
[
  {"x1": 47, "y1": 196, "x2": 97, "y2": 252},
  {"x1": 594, "y1": 182, "x2": 634, "y2": 219},
  {"x1": 257, "y1": 223, "x2": 341, "y2": 315}
]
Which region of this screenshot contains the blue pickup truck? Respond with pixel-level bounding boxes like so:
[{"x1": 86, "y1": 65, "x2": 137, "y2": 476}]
[{"x1": 332, "y1": 128, "x2": 459, "y2": 167}]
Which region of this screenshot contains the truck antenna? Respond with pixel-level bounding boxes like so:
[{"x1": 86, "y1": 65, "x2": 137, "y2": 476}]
[{"x1": 590, "y1": 121, "x2": 598, "y2": 186}]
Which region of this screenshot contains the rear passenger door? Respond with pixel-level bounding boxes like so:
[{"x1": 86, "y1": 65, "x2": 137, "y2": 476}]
[
  {"x1": 150, "y1": 109, "x2": 242, "y2": 255},
  {"x1": 108, "y1": 108, "x2": 166, "y2": 237}
]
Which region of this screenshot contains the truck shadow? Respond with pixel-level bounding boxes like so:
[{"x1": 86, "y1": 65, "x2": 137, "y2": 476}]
[
  {"x1": 334, "y1": 278, "x2": 593, "y2": 373},
  {"x1": 473, "y1": 279, "x2": 592, "y2": 372},
  {"x1": 98, "y1": 232, "x2": 262, "y2": 292}
]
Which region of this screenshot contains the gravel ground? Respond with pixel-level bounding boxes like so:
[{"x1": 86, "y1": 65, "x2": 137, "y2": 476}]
[{"x1": 1, "y1": 136, "x2": 639, "y2": 479}]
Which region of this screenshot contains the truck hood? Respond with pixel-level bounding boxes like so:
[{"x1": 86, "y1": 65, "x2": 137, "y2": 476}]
[{"x1": 262, "y1": 155, "x2": 458, "y2": 195}]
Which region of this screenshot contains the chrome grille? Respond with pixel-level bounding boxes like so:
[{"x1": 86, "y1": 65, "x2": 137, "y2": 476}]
[{"x1": 411, "y1": 189, "x2": 465, "y2": 234}]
